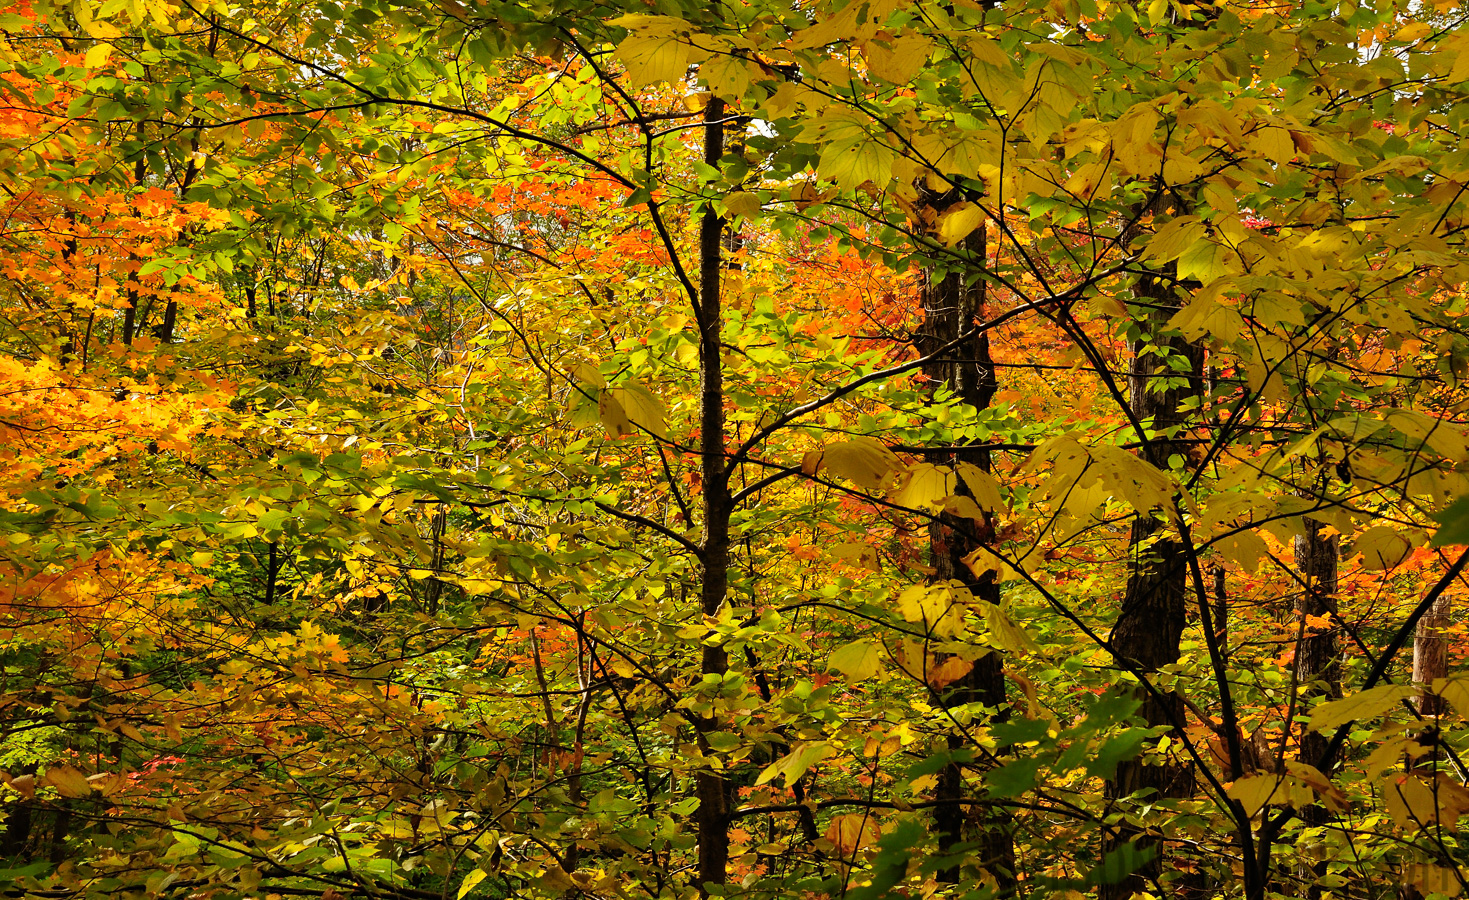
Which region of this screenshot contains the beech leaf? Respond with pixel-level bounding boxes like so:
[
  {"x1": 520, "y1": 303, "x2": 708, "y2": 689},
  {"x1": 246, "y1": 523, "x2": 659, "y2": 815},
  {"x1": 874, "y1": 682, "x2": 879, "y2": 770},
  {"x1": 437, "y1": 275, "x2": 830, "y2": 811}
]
[
  {"x1": 1307, "y1": 685, "x2": 1415, "y2": 732},
  {"x1": 43, "y1": 765, "x2": 93, "y2": 798},
  {"x1": 829, "y1": 639, "x2": 883, "y2": 681},
  {"x1": 819, "y1": 438, "x2": 900, "y2": 492}
]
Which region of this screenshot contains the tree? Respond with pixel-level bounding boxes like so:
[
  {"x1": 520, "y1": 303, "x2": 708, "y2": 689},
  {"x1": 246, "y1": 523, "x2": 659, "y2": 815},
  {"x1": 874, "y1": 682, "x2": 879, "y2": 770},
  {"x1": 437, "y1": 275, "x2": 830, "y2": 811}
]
[{"x1": 6, "y1": 0, "x2": 1469, "y2": 899}]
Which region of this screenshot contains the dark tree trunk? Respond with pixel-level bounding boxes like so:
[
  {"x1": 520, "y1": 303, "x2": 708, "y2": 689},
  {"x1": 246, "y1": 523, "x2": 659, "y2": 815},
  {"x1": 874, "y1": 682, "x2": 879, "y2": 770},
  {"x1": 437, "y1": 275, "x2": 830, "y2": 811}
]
[
  {"x1": 917, "y1": 219, "x2": 1015, "y2": 892},
  {"x1": 1104, "y1": 266, "x2": 1203, "y2": 899},
  {"x1": 1294, "y1": 516, "x2": 1339, "y2": 898},
  {"x1": 694, "y1": 94, "x2": 731, "y2": 899}
]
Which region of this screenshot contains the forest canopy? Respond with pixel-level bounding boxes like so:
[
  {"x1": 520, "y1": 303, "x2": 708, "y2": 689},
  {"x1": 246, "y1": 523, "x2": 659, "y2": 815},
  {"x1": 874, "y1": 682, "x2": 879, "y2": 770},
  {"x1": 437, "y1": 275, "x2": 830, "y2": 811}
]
[{"x1": 4, "y1": 0, "x2": 1469, "y2": 898}]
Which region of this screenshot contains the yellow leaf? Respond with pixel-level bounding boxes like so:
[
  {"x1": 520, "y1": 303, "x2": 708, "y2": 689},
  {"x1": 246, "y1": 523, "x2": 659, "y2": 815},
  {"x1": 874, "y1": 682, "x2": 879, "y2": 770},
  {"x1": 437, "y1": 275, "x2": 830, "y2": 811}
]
[
  {"x1": 896, "y1": 582, "x2": 967, "y2": 636},
  {"x1": 1432, "y1": 676, "x2": 1469, "y2": 717},
  {"x1": 828, "y1": 541, "x2": 880, "y2": 570},
  {"x1": 568, "y1": 359, "x2": 606, "y2": 389},
  {"x1": 942, "y1": 495, "x2": 985, "y2": 519},
  {"x1": 984, "y1": 602, "x2": 1038, "y2": 653},
  {"x1": 1064, "y1": 161, "x2": 1110, "y2": 201},
  {"x1": 614, "y1": 18, "x2": 710, "y2": 87},
  {"x1": 1387, "y1": 409, "x2": 1469, "y2": 462},
  {"x1": 598, "y1": 391, "x2": 633, "y2": 437},
  {"x1": 1214, "y1": 530, "x2": 1269, "y2": 573},
  {"x1": 1177, "y1": 239, "x2": 1229, "y2": 284},
  {"x1": 824, "y1": 813, "x2": 882, "y2": 854},
  {"x1": 1228, "y1": 774, "x2": 1289, "y2": 817},
  {"x1": 1394, "y1": 21, "x2": 1433, "y2": 42},
  {"x1": 1251, "y1": 126, "x2": 1295, "y2": 167},
  {"x1": 818, "y1": 437, "x2": 900, "y2": 492},
  {"x1": 1088, "y1": 446, "x2": 1175, "y2": 516},
  {"x1": 864, "y1": 33, "x2": 933, "y2": 84},
  {"x1": 43, "y1": 765, "x2": 93, "y2": 798},
  {"x1": 756, "y1": 742, "x2": 833, "y2": 786},
  {"x1": 6, "y1": 773, "x2": 35, "y2": 799},
  {"x1": 1168, "y1": 282, "x2": 1244, "y2": 342},
  {"x1": 1282, "y1": 761, "x2": 1347, "y2": 811},
  {"x1": 955, "y1": 463, "x2": 1005, "y2": 511},
  {"x1": 966, "y1": 36, "x2": 1010, "y2": 68},
  {"x1": 458, "y1": 869, "x2": 488, "y2": 900},
  {"x1": 1307, "y1": 684, "x2": 1415, "y2": 732},
  {"x1": 1354, "y1": 525, "x2": 1413, "y2": 571},
  {"x1": 86, "y1": 772, "x2": 124, "y2": 797},
  {"x1": 927, "y1": 655, "x2": 974, "y2": 689},
  {"x1": 801, "y1": 449, "x2": 824, "y2": 476},
  {"x1": 1380, "y1": 773, "x2": 1469, "y2": 830},
  {"x1": 700, "y1": 53, "x2": 757, "y2": 101},
  {"x1": 963, "y1": 546, "x2": 1022, "y2": 583},
  {"x1": 829, "y1": 639, "x2": 883, "y2": 681},
  {"x1": 724, "y1": 191, "x2": 761, "y2": 218},
  {"x1": 1405, "y1": 864, "x2": 1463, "y2": 898},
  {"x1": 84, "y1": 41, "x2": 113, "y2": 69},
  {"x1": 601, "y1": 381, "x2": 665, "y2": 439},
  {"x1": 893, "y1": 463, "x2": 956, "y2": 511},
  {"x1": 788, "y1": 1, "x2": 867, "y2": 50},
  {"x1": 938, "y1": 202, "x2": 986, "y2": 246}
]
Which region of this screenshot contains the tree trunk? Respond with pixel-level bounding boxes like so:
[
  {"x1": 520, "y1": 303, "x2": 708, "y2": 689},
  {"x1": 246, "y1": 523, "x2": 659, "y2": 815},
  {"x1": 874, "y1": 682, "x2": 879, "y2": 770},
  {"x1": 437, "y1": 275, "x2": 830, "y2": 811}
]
[
  {"x1": 693, "y1": 94, "x2": 730, "y2": 899},
  {"x1": 1104, "y1": 266, "x2": 1203, "y2": 899},
  {"x1": 918, "y1": 220, "x2": 1015, "y2": 892},
  {"x1": 1413, "y1": 592, "x2": 1451, "y2": 718},
  {"x1": 1294, "y1": 516, "x2": 1339, "y2": 899},
  {"x1": 1399, "y1": 588, "x2": 1451, "y2": 900}
]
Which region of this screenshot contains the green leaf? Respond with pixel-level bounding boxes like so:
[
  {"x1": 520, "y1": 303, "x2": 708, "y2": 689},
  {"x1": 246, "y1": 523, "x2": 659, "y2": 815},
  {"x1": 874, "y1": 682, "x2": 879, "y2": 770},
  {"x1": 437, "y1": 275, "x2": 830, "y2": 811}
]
[
  {"x1": 1431, "y1": 495, "x2": 1469, "y2": 546},
  {"x1": 1086, "y1": 729, "x2": 1148, "y2": 781},
  {"x1": 1088, "y1": 839, "x2": 1158, "y2": 886},
  {"x1": 1177, "y1": 239, "x2": 1229, "y2": 283}
]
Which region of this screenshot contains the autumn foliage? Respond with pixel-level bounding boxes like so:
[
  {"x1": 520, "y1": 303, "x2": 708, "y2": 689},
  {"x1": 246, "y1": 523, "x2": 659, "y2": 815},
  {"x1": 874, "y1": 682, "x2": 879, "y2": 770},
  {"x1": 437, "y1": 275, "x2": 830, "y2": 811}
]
[{"x1": 5, "y1": 0, "x2": 1469, "y2": 899}]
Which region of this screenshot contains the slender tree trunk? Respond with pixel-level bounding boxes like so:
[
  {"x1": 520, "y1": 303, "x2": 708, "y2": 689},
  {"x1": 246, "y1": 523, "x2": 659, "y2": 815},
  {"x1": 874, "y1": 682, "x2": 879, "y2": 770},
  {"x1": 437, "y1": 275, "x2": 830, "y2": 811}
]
[
  {"x1": 1213, "y1": 564, "x2": 1228, "y2": 655},
  {"x1": 264, "y1": 542, "x2": 279, "y2": 607},
  {"x1": 917, "y1": 220, "x2": 1015, "y2": 892},
  {"x1": 123, "y1": 122, "x2": 147, "y2": 346},
  {"x1": 1413, "y1": 592, "x2": 1451, "y2": 717},
  {"x1": 1104, "y1": 264, "x2": 1203, "y2": 898},
  {"x1": 1294, "y1": 515, "x2": 1339, "y2": 899},
  {"x1": 694, "y1": 95, "x2": 730, "y2": 899}
]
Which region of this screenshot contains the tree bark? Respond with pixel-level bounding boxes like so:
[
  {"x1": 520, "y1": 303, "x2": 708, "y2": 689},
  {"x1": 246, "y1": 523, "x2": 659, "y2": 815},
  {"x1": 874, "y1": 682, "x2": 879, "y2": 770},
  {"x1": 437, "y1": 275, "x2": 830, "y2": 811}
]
[
  {"x1": 694, "y1": 94, "x2": 730, "y2": 899},
  {"x1": 917, "y1": 220, "x2": 1015, "y2": 892},
  {"x1": 1294, "y1": 515, "x2": 1339, "y2": 900},
  {"x1": 1413, "y1": 592, "x2": 1451, "y2": 718},
  {"x1": 1104, "y1": 265, "x2": 1203, "y2": 899}
]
